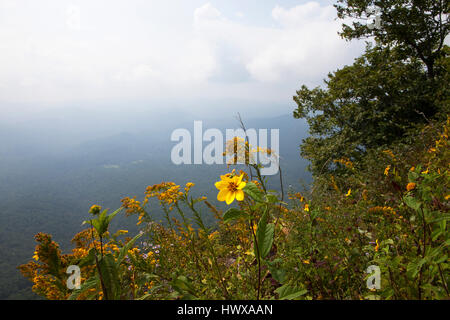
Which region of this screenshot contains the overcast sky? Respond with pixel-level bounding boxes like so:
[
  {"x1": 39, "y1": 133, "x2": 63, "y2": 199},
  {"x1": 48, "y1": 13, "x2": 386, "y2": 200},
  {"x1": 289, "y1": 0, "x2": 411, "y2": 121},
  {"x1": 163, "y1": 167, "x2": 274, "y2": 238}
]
[{"x1": 0, "y1": 0, "x2": 366, "y2": 116}]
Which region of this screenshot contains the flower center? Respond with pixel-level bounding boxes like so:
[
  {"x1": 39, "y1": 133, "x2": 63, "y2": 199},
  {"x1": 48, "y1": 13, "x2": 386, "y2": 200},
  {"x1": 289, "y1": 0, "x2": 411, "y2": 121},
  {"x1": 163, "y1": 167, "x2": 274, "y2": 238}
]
[{"x1": 227, "y1": 182, "x2": 238, "y2": 192}]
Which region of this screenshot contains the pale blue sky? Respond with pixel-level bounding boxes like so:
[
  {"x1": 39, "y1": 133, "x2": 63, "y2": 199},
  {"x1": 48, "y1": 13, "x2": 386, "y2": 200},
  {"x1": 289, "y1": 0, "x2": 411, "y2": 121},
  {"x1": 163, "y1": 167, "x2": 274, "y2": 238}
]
[{"x1": 0, "y1": 0, "x2": 365, "y2": 116}]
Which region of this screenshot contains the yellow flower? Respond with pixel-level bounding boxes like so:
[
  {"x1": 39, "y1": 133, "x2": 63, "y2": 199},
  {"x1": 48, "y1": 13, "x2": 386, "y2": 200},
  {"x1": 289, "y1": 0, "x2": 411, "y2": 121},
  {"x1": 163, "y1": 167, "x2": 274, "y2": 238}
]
[
  {"x1": 384, "y1": 165, "x2": 391, "y2": 176},
  {"x1": 33, "y1": 251, "x2": 39, "y2": 261},
  {"x1": 406, "y1": 182, "x2": 416, "y2": 191},
  {"x1": 345, "y1": 189, "x2": 352, "y2": 197},
  {"x1": 215, "y1": 173, "x2": 246, "y2": 205},
  {"x1": 421, "y1": 168, "x2": 429, "y2": 174},
  {"x1": 375, "y1": 239, "x2": 380, "y2": 252},
  {"x1": 302, "y1": 259, "x2": 310, "y2": 264},
  {"x1": 208, "y1": 231, "x2": 219, "y2": 240},
  {"x1": 383, "y1": 150, "x2": 396, "y2": 160},
  {"x1": 184, "y1": 182, "x2": 195, "y2": 193},
  {"x1": 89, "y1": 205, "x2": 101, "y2": 215},
  {"x1": 304, "y1": 204, "x2": 309, "y2": 212}
]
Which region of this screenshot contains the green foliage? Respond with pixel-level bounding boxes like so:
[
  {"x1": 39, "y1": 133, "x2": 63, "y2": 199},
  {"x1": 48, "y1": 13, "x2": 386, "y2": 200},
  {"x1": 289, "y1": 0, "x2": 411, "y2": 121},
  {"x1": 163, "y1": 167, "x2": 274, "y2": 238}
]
[
  {"x1": 293, "y1": 44, "x2": 448, "y2": 176},
  {"x1": 16, "y1": 0, "x2": 450, "y2": 301},
  {"x1": 335, "y1": 0, "x2": 449, "y2": 78}
]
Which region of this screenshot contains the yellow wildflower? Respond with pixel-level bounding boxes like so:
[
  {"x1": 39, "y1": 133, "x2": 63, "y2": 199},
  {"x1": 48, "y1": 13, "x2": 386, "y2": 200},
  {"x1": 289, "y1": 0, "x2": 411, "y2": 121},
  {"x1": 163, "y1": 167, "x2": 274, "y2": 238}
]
[
  {"x1": 383, "y1": 150, "x2": 396, "y2": 160},
  {"x1": 184, "y1": 182, "x2": 195, "y2": 193},
  {"x1": 304, "y1": 204, "x2": 309, "y2": 212},
  {"x1": 345, "y1": 189, "x2": 352, "y2": 197},
  {"x1": 208, "y1": 231, "x2": 219, "y2": 241},
  {"x1": 215, "y1": 173, "x2": 246, "y2": 205},
  {"x1": 89, "y1": 205, "x2": 102, "y2": 215},
  {"x1": 375, "y1": 239, "x2": 380, "y2": 252},
  {"x1": 384, "y1": 165, "x2": 391, "y2": 176},
  {"x1": 406, "y1": 182, "x2": 416, "y2": 191}
]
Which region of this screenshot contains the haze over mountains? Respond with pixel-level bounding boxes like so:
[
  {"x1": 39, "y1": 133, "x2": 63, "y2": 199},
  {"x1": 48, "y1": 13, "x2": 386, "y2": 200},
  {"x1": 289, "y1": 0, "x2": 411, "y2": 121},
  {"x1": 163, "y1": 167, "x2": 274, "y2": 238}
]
[{"x1": 0, "y1": 105, "x2": 310, "y2": 299}]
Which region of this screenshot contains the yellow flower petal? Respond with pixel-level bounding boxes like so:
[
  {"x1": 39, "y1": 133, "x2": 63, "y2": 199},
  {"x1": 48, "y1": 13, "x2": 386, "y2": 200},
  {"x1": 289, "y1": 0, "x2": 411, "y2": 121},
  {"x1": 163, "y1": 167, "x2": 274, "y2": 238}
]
[
  {"x1": 236, "y1": 181, "x2": 246, "y2": 190},
  {"x1": 226, "y1": 192, "x2": 236, "y2": 205},
  {"x1": 215, "y1": 180, "x2": 228, "y2": 190},
  {"x1": 220, "y1": 174, "x2": 232, "y2": 180},
  {"x1": 217, "y1": 189, "x2": 229, "y2": 202},
  {"x1": 235, "y1": 190, "x2": 244, "y2": 201}
]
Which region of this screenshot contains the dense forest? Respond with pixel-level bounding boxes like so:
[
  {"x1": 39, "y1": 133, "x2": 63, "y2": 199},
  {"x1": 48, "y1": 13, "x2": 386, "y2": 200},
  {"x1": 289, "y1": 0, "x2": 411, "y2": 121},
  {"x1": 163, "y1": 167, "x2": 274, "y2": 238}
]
[{"x1": 8, "y1": 0, "x2": 450, "y2": 300}]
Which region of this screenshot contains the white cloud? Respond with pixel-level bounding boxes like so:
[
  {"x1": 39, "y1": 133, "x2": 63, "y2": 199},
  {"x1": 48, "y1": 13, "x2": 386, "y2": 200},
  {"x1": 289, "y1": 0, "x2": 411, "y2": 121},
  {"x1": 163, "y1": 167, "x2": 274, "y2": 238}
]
[
  {"x1": 193, "y1": 1, "x2": 364, "y2": 83},
  {"x1": 0, "y1": 1, "x2": 365, "y2": 109},
  {"x1": 194, "y1": 2, "x2": 223, "y2": 24}
]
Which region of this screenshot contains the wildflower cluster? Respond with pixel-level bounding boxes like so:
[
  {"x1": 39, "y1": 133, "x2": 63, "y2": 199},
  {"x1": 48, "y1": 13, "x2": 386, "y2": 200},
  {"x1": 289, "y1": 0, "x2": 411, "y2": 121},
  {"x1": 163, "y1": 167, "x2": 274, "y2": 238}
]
[{"x1": 19, "y1": 117, "x2": 449, "y2": 300}]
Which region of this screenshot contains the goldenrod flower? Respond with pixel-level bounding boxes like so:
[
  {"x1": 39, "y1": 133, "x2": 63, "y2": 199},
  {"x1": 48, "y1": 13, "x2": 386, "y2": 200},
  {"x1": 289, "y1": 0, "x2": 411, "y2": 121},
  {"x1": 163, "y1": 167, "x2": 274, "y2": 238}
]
[
  {"x1": 406, "y1": 182, "x2": 416, "y2": 191},
  {"x1": 184, "y1": 182, "x2": 195, "y2": 193},
  {"x1": 383, "y1": 150, "x2": 396, "y2": 160},
  {"x1": 89, "y1": 205, "x2": 101, "y2": 215},
  {"x1": 368, "y1": 206, "x2": 396, "y2": 215},
  {"x1": 215, "y1": 173, "x2": 246, "y2": 205},
  {"x1": 208, "y1": 231, "x2": 219, "y2": 240}
]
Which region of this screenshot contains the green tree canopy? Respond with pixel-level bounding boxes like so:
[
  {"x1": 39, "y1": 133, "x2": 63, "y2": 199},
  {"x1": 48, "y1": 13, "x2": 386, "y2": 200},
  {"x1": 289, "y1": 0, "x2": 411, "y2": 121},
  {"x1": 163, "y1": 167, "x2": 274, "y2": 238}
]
[
  {"x1": 335, "y1": 0, "x2": 449, "y2": 78},
  {"x1": 293, "y1": 44, "x2": 449, "y2": 176}
]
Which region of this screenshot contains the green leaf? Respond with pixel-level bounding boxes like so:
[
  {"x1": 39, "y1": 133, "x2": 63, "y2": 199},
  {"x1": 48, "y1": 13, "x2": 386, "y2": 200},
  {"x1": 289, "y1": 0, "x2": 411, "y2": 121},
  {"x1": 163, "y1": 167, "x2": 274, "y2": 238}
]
[
  {"x1": 408, "y1": 170, "x2": 419, "y2": 182},
  {"x1": 105, "y1": 207, "x2": 123, "y2": 226},
  {"x1": 78, "y1": 248, "x2": 96, "y2": 268},
  {"x1": 68, "y1": 276, "x2": 99, "y2": 300},
  {"x1": 269, "y1": 268, "x2": 286, "y2": 284},
  {"x1": 222, "y1": 208, "x2": 249, "y2": 224},
  {"x1": 98, "y1": 254, "x2": 121, "y2": 300},
  {"x1": 117, "y1": 232, "x2": 143, "y2": 265},
  {"x1": 265, "y1": 194, "x2": 279, "y2": 204},
  {"x1": 170, "y1": 276, "x2": 198, "y2": 300},
  {"x1": 255, "y1": 210, "x2": 274, "y2": 259},
  {"x1": 407, "y1": 258, "x2": 427, "y2": 279},
  {"x1": 97, "y1": 207, "x2": 122, "y2": 237},
  {"x1": 403, "y1": 196, "x2": 421, "y2": 211},
  {"x1": 275, "y1": 284, "x2": 307, "y2": 300},
  {"x1": 243, "y1": 182, "x2": 264, "y2": 202}
]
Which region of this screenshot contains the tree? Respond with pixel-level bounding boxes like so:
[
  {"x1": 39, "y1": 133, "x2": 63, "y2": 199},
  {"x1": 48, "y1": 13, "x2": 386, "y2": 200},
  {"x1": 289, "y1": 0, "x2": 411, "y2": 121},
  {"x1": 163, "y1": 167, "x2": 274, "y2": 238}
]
[
  {"x1": 293, "y1": 44, "x2": 448, "y2": 176},
  {"x1": 335, "y1": 0, "x2": 449, "y2": 78}
]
